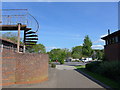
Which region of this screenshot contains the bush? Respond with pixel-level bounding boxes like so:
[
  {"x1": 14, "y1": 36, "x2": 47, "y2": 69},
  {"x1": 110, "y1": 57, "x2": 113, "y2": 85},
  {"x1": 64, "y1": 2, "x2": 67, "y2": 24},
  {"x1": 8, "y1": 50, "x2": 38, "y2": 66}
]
[
  {"x1": 86, "y1": 61, "x2": 120, "y2": 82},
  {"x1": 60, "y1": 59, "x2": 64, "y2": 64},
  {"x1": 51, "y1": 63, "x2": 56, "y2": 68},
  {"x1": 97, "y1": 61, "x2": 120, "y2": 82},
  {"x1": 86, "y1": 61, "x2": 101, "y2": 72}
]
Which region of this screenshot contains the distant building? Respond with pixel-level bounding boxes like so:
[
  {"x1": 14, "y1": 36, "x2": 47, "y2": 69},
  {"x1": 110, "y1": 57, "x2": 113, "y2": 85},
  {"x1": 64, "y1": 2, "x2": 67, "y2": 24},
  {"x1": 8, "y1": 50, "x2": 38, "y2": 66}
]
[
  {"x1": 0, "y1": 38, "x2": 23, "y2": 52},
  {"x1": 101, "y1": 30, "x2": 120, "y2": 61}
]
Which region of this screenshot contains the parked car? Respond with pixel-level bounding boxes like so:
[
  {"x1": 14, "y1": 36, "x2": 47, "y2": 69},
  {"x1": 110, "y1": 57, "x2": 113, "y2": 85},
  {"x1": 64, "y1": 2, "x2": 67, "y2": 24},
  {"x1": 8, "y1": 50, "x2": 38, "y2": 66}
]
[{"x1": 81, "y1": 58, "x2": 93, "y2": 63}]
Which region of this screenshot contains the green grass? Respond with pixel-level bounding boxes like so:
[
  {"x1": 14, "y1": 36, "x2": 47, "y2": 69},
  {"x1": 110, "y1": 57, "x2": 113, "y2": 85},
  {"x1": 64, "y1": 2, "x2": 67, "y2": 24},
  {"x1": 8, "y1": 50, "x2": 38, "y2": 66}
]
[{"x1": 75, "y1": 65, "x2": 120, "y2": 89}]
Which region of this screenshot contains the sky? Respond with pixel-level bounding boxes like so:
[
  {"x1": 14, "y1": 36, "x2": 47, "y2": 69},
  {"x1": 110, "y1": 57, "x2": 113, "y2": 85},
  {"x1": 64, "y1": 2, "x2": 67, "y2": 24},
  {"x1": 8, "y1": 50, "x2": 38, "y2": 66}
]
[{"x1": 2, "y1": 2, "x2": 118, "y2": 51}]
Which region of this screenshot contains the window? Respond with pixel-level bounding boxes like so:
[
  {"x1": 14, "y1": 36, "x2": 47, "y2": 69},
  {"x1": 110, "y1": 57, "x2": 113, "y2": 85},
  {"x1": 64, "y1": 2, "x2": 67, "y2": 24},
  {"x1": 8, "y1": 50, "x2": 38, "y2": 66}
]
[
  {"x1": 111, "y1": 38, "x2": 114, "y2": 44},
  {"x1": 105, "y1": 40, "x2": 108, "y2": 45},
  {"x1": 115, "y1": 36, "x2": 118, "y2": 43},
  {"x1": 108, "y1": 39, "x2": 110, "y2": 44},
  {"x1": 118, "y1": 35, "x2": 120, "y2": 42}
]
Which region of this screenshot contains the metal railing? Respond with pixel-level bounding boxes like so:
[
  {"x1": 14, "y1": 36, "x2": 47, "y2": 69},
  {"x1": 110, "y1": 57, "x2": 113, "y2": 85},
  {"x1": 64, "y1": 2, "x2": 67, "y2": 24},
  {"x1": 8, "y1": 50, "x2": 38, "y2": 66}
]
[{"x1": 1, "y1": 9, "x2": 39, "y2": 32}]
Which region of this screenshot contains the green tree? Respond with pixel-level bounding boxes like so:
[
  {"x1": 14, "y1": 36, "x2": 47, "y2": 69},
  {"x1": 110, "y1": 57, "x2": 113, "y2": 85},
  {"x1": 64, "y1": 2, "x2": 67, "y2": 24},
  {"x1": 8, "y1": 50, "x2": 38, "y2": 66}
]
[
  {"x1": 71, "y1": 46, "x2": 82, "y2": 59},
  {"x1": 2, "y1": 32, "x2": 23, "y2": 44},
  {"x1": 62, "y1": 48, "x2": 71, "y2": 59},
  {"x1": 2, "y1": 32, "x2": 20, "y2": 42},
  {"x1": 92, "y1": 49, "x2": 104, "y2": 60},
  {"x1": 82, "y1": 35, "x2": 93, "y2": 58},
  {"x1": 49, "y1": 48, "x2": 61, "y2": 61},
  {"x1": 26, "y1": 44, "x2": 46, "y2": 53},
  {"x1": 48, "y1": 48, "x2": 71, "y2": 64},
  {"x1": 96, "y1": 50, "x2": 104, "y2": 60}
]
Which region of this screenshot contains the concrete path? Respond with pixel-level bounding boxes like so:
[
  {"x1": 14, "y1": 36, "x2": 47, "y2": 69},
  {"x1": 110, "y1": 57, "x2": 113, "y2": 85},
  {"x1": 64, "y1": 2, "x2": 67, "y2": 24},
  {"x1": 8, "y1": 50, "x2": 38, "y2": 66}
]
[
  {"x1": 56, "y1": 65, "x2": 76, "y2": 70},
  {"x1": 3, "y1": 64, "x2": 104, "y2": 88}
]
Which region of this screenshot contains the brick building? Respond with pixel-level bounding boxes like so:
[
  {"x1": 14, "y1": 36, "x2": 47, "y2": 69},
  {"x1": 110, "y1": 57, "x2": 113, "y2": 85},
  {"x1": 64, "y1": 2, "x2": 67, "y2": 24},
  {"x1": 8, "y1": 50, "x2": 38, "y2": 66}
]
[
  {"x1": 0, "y1": 38, "x2": 23, "y2": 52},
  {"x1": 101, "y1": 30, "x2": 120, "y2": 61}
]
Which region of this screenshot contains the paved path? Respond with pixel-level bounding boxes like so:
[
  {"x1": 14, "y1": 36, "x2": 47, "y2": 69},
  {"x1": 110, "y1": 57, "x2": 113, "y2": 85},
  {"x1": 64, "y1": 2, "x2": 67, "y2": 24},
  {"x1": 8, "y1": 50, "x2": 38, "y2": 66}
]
[
  {"x1": 56, "y1": 65, "x2": 76, "y2": 70},
  {"x1": 3, "y1": 64, "x2": 104, "y2": 88}
]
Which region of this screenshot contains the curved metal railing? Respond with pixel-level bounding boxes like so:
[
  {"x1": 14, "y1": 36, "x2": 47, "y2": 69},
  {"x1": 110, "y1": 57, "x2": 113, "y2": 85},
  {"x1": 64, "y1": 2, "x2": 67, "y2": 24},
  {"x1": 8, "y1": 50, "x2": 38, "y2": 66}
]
[
  {"x1": 1, "y1": 9, "x2": 39, "y2": 33},
  {"x1": 27, "y1": 13, "x2": 39, "y2": 33}
]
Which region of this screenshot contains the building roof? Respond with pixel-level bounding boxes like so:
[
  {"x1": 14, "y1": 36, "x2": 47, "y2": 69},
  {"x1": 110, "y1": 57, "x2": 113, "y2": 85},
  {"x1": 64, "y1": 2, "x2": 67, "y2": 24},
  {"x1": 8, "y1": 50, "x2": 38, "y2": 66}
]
[
  {"x1": 0, "y1": 37, "x2": 23, "y2": 47},
  {"x1": 0, "y1": 37, "x2": 16, "y2": 44},
  {"x1": 101, "y1": 30, "x2": 120, "y2": 40}
]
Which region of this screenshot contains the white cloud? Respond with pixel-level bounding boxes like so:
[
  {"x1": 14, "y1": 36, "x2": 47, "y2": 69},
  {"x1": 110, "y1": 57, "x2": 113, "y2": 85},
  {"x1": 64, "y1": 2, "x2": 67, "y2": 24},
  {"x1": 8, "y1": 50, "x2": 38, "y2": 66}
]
[
  {"x1": 46, "y1": 46, "x2": 60, "y2": 49},
  {"x1": 93, "y1": 33, "x2": 108, "y2": 44},
  {"x1": 80, "y1": 43, "x2": 83, "y2": 46},
  {"x1": 93, "y1": 39, "x2": 104, "y2": 44},
  {"x1": 92, "y1": 45, "x2": 104, "y2": 49}
]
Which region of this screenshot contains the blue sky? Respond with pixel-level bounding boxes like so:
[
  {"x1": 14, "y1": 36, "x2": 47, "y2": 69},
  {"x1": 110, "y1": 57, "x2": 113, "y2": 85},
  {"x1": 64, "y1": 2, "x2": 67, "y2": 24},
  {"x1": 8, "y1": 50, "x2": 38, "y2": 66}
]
[{"x1": 2, "y1": 2, "x2": 118, "y2": 51}]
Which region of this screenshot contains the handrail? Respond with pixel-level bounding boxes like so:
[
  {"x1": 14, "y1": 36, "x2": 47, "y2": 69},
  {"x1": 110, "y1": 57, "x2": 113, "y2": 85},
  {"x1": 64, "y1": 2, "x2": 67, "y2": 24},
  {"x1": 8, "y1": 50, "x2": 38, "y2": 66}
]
[
  {"x1": 1, "y1": 9, "x2": 39, "y2": 33},
  {"x1": 27, "y1": 13, "x2": 39, "y2": 33}
]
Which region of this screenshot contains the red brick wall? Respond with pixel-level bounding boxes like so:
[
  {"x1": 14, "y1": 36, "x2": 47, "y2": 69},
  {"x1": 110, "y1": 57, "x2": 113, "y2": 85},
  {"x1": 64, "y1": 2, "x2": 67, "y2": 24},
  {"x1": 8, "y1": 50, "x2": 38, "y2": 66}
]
[
  {"x1": 104, "y1": 43, "x2": 120, "y2": 61},
  {"x1": 2, "y1": 48, "x2": 16, "y2": 86},
  {"x1": 2, "y1": 48, "x2": 48, "y2": 86}
]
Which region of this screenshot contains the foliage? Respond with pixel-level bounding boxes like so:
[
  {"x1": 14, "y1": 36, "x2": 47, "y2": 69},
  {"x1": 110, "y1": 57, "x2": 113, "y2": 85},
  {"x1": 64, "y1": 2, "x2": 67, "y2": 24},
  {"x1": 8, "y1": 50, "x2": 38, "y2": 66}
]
[
  {"x1": 71, "y1": 46, "x2": 82, "y2": 59},
  {"x1": 60, "y1": 59, "x2": 64, "y2": 64},
  {"x1": 92, "y1": 49, "x2": 104, "y2": 60},
  {"x1": 48, "y1": 48, "x2": 71, "y2": 64},
  {"x1": 64, "y1": 48, "x2": 71, "y2": 59},
  {"x1": 48, "y1": 48, "x2": 61, "y2": 61},
  {"x1": 51, "y1": 63, "x2": 56, "y2": 68},
  {"x1": 96, "y1": 50, "x2": 104, "y2": 60},
  {"x1": 76, "y1": 65, "x2": 120, "y2": 89},
  {"x1": 2, "y1": 32, "x2": 23, "y2": 43},
  {"x1": 86, "y1": 61, "x2": 101, "y2": 71},
  {"x1": 82, "y1": 35, "x2": 93, "y2": 58},
  {"x1": 97, "y1": 61, "x2": 120, "y2": 82},
  {"x1": 26, "y1": 44, "x2": 46, "y2": 53},
  {"x1": 86, "y1": 61, "x2": 120, "y2": 82}
]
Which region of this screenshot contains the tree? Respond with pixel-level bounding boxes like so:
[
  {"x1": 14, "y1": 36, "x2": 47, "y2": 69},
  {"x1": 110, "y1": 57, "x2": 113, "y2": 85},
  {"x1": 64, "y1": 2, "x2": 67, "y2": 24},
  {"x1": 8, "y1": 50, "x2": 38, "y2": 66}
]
[
  {"x1": 82, "y1": 35, "x2": 93, "y2": 58},
  {"x1": 62, "y1": 48, "x2": 71, "y2": 59},
  {"x1": 48, "y1": 48, "x2": 71, "y2": 64},
  {"x1": 49, "y1": 48, "x2": 61, "y2": 61},
  {"x1": 92, "y1": 49, "x2": 104, "y2": 60},
  {"x1": 26, "y1": 44, "x2": 46, "y2": 53},
  {"x1": 71, "y1": 46, "x2": 82, "y2": 59},
  {"x1": 2, "y1": 32, "x2": 23, "y2": 44},
  {"x1": 96, "y1": 50, "x2": 104, "y2": 60}
]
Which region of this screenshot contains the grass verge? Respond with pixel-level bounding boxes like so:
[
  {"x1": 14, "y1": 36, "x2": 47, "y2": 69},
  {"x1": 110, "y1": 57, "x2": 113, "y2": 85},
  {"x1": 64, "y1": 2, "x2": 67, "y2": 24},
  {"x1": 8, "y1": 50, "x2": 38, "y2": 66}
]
[{"x1": 75, "y1": 65, "x2": 120, "y2": 89}]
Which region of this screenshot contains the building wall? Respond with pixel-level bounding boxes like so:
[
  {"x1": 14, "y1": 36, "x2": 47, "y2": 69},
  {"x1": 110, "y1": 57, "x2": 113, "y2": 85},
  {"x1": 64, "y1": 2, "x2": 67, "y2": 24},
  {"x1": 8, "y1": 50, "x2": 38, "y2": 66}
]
[
  {"x1": 2, "y1": 48, "x2": 16, "y2": 86},
  {"x1": 104, "y1": 43, "x2": 120, "y2": 61},
  {"x1": 2, "y1": 48, "x2": 48, "y2": 86}
]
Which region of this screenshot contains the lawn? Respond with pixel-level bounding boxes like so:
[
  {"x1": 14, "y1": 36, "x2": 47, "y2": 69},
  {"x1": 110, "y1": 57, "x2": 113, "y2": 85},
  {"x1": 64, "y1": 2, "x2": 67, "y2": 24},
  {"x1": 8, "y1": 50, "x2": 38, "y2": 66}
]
[{"x1": 75, "y1": 65, "x2": 120, "y2": 89}]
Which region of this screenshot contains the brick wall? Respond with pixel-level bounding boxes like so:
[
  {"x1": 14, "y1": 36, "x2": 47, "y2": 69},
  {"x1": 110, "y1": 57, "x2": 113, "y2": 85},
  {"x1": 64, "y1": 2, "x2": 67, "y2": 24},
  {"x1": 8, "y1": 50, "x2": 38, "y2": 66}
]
[
  {"x1": 104, "y1": 43, "x2": 120, "y2": 61},
  {"x1": 2, "y1": 48, "x2": 16, "y2": 86},
  {"x1": 2, "y1": 48, "x2": 48, "y2": 86}
]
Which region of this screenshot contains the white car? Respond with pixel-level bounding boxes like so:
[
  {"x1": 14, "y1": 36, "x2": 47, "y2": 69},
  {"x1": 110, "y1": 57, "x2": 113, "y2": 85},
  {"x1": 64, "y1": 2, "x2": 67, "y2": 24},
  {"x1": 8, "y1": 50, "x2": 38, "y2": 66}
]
[{"x1": 82, "y1": 58, "x2": 92, "y2": 63}]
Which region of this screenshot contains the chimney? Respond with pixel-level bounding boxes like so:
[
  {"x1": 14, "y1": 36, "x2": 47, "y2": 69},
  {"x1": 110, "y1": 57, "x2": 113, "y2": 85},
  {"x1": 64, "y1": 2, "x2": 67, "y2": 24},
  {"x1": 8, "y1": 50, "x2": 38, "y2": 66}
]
[{"x1": 108, "y1": 29, "x2": 110, "y2": 35}]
